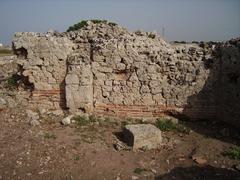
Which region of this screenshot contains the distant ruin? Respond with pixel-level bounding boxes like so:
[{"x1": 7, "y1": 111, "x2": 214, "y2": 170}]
[{"x1": 12, "y1": 21, "x2": 240, "y2": 126}]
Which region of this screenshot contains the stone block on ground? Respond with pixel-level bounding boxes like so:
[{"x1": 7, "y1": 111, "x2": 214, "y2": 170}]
[{"x1": 123, "y1": 124, "x2": 162, "y2": 151}]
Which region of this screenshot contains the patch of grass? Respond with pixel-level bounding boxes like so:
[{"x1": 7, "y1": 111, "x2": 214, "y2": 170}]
[
  {"x1": 73, "y1": 116, "x2": 90, "y2": 126},
  {"x1": 74, "y1": 155, "x2": 80, "y2": 161},
  {"x1": 121, "y1": 120, "x2": 129, "y2": 126},
  {"x1": 67, "y1": 20, "x2": 88, "y2": 32},
  {"x1": 88, "y1": 115, "x2": 97, "y2": 123},
  {"x1": 121, "y1": 118, "x2": 133, "y2": 126},
  {"x1": 156, "y1": 118, "x2": 190, "y2": 133},
  {"x1": 104, "y1": 117, "x2": 111, "y2": 123},
  {"x1": 134, "y1": 168, "x2": 147, "y2": 175},
  {"x1": 73, "y1": 115, "x2": 98, "y2": 126},
  {"x1": 156, "y1": 118, "x2": 177, "y2": 131},
  {"x1": 44, "y1": 132, "x2": 56, "y2": 139},
  {"x1": 5, "y1": 74, "x2": 20, "y2": 89},
  {"x1": 225, "y1": 147, "x2": 240, "y2": 160}
]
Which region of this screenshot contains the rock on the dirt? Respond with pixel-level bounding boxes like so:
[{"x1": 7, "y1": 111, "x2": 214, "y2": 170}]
[
  {"x1": 234, "y1": 164, "x2": 240, "y2": 171},
  {"x1": 26, "y1": 110, "x2": 39, "y2": 121},
  {"x1": 131, "y1": 175, "x2": 139, "y2": 180},
  {"x1": 124, "y1": 124, "x2": 162, "y2": 151},
  {"x1": 114, "y1": 140, "x2": 129, "y2": 151},
  {"x1": 61, "y1": 115, "x2": 74, "y2": 125},
  {"x1": 26, "y1": 110, "x2": 40, "y2": 126},
  {"x1": 192, "y1": 156, "x2": 207, "y2": 165},
  {"x1": 29, "y1": 119, "x2": 40, "y2": 126}
]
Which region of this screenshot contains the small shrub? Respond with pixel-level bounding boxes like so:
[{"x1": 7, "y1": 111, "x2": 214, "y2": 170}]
[
  {"x1": 5, "y1": 74, "x2": 20, "y2": 89},
  {"x1": 67, "y1": 20, "x2": 88, "y2": 32},
  {"x1": 44, "y1": 132, "x2": 56, "y2": 139},
  {"x1": 91, "y1": 19, "x2": 107, "y2": 24},
  {"x1": 67, "y1": 19, "x2": 117, "y2": 32},
  {"x1": 156, "y1": 118, "x2": 190, "y2": 133},
  {"x1": 148, "y1": 34, "x2": 156, "y2": 39},
  {"x1": 74, "y1": 155, "x2": 80, "y2": 161},
  {"x1": 156, "y1": 118, "x2": 177, "y2": 131},
  {"x1": 88, "y1": 115, "x2": 97, "y2": 123},
  {"x1": 108, "y1": 22, "x2": 117, "y2": 26},
  {"x1": 225, "y1": 147, "x2": 240, "y2": 160},
  {"x1": 134, "y1": 168, "x2": 147, "y2": 175},
  {"x1": 73, "y1": 116, "x2": 89, "y2": 126},
  {"x1": 104, "y1": 117, "x2": 111, "y2": 122}
]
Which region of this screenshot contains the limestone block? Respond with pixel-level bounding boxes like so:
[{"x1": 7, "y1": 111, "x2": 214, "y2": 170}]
[{"x1": 124, "y1": 124, "x2": 162, "y2": 151}]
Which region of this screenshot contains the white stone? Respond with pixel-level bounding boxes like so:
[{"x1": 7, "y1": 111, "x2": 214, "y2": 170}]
[
  {"x1": 61, "y1": 115, "x2": 74, "y2": 125},
  {"x1": 29, "y1": 119, "x2": 40, "y2": 126},
  {"x1": 26, "y1": 110, "x2": 39, "y2": 121},
  {"x1": 124, "y1": 124, "x2": 162, "y2": 151}
]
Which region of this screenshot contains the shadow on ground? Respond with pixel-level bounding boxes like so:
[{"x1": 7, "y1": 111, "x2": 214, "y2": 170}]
[
  {"x1": 155, "y1": 165, "x2": 240, "y2": 180},
  {"x1": 170, "y1": 40, "x2": 240, "y2": 145}
]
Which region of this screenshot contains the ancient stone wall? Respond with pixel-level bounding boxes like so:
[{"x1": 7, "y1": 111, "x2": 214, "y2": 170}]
[
  {"x1": 12, "y1": 22, "x2": 240, "y2": 126},
  {"x1": 13, "y1": 32, "x2": 74, "y2": 109},
  {"x1": 216, "y1": 40, "x2": 240, "y2": 125}
]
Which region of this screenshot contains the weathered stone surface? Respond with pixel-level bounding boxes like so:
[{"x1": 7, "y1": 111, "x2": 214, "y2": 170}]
[{"x1": 124, "y1": 124, "x2": 162, "y2": 150}]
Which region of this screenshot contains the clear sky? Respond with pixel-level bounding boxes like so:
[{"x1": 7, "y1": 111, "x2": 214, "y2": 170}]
[{"x1": 0, "y1": 0, "x2": 239, "y2": 45}]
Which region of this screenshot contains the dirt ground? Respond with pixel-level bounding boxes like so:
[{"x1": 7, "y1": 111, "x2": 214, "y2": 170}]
[{"x1": 0, "y1": 106, "x2": 239, "y2": 180}]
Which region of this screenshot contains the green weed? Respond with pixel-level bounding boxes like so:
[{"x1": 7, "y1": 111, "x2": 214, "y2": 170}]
[
  {"x1": 67, "y1": 19, "x2": 117, "y2": 32},
  {"x1": 225, "y1": 147, "x2": 240, "y2": 160},
  {"x1": 74, "y1": 155, "x2": 80, "y2": 161},
  {"x1": 44, "y1": 132, "x2": 56, "y2": 139},
  {"x1": 5, "y1": 75, "x2": 19, "y2": 89},
  {"x1": 134, "y1": 168, "x2": 147, "y2": 175},
  {"x1": 156, "y1": 118, "x2": 189, "y2": 133}
]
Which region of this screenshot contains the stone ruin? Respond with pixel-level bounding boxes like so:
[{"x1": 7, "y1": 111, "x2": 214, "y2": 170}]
[{"x1": 12, "y1": 21, "x2": 240, "y2": 126}]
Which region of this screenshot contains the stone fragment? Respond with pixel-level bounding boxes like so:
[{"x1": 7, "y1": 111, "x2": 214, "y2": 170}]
[
  {"x1": 234, "y1": 164, "x2": 240, "y2": 171},
  {"x1": 61, "y1": 115, "x2": 74, "y2": 125},
  {"x1": 124, "y1": 124, "x2": 162, "y2": 151},
  {"x1": 131, "y1": 175, "x2": 139, "y2": 180},
  {"x1": 192, "y1": 156, "x2": 207, "y2": 165},
  {"x1": 29, "y1": 119, "x2": 40, "y2": 126},
  {"x1": 113, "y1": 140, "x2": 129, "y2": 151},
  {"x1": 50, "y1": 110, "x2": 64, "y2": 116},
  {"x1": 26, "y1": 110, "x2": 39, "y2": 121}
]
